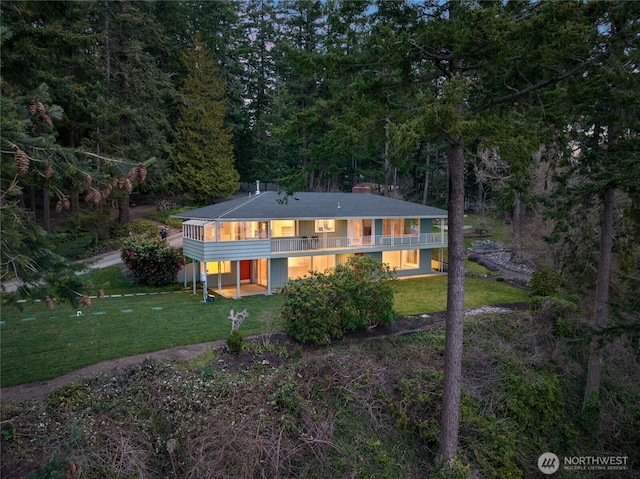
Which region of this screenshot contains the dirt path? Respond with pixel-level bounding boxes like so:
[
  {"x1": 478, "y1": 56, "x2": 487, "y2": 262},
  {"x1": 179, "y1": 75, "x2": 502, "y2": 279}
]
[
  {"x1": 0, "y1": 305, "x2": 528, "y2": 405},
  {"x1": 1, "y1": 341, "x2": 224, "y2": 404}
]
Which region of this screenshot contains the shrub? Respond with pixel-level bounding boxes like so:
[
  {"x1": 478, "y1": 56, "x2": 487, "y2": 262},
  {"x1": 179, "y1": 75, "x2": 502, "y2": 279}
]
[
  {"x1": 499, "y1": 361, "x2": 565, "y2": 437},
  {"x1": 50, "y1": 227, "x2": 97, "y2": 260},
  {"x1": 479, "y1": 259, "x2": 499, "y2": 271},
  {"x1": 280, "y1": 256, "x2": 396, "y2": 345},
  {"x1": 467, "y1": 252, "x2": 500, "y2": 272},
  {"x1": 333, "y1": 255, "x2": 396, "y2": 330},
  {"x1": 468, "y1": 253, "x2": 482, "y2": 263},
  {"x1": 281, "y1": 272, "x2": 343, "y2": 346},
  {"x1": 430, "y1": 458, "x2": 471, "y2": 479},
  {"x1": 120, "y1": 236, "x2": 184, "y2": 286},
  {"x1": 530, "y1": 297, "x2": 578, "y2": 331},
  {"x1": 226, "y1": 330, "x2": 244, "y2": 354},
  {"x1": 529, "y1": 269, "x2": 563, "y2": 297},
  {"x1": 109, "y1": 220, "x2": 157, "y2": 240}
]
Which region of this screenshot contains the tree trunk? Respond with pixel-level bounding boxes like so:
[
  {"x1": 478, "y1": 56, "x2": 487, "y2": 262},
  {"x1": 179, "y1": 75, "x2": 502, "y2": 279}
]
[
  {"x1": 118, "y1": 193, "x2": 130, "y2": 224},
  {"x1": 71, "y1": 192, "x2": 79, "y2": 219},
  {"x1": 43, "y1": 187, "x2": 51, "y2": 231},
  {"x1": 423, "y1": 144, "x2": 430, "y2": 205},
  {"x1": 29, "y1": 184, "x2": 36, "y2": 213},
  {"x1": 511, "y1": 194, "x2": 527, "y2": 263},
  {"x1": 583, "y1": 186, "x2": 615, "y2": 407},
  {"x1": 384, "y1": 120, "x2": 391, "y2": 196},
  {"x1": 438, "y1": 103, "x2": 466, "y2": 463}
]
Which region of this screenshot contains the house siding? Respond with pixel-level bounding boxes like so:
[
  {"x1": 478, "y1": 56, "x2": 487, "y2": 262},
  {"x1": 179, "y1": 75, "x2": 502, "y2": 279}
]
[
  {"x1": 174, "y1": 192, "x2": 448, "y2": 296},
  {"x1": 271, "y1": 258, "x2": 289, "y2": 288},
  {"x1": 182, "y1": 238, "x2": 271, "y2": 261}
]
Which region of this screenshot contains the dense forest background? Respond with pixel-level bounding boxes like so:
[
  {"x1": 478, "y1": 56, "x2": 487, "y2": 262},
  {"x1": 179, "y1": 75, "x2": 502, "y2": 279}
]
[
  {"x1": 1, "y1": 1, "x2": 640, "y2": 475},
  {"x1": 2, "y1": 0, "x2": 638, "y2": 352},
  {"x1": 2, "y1": 1, "x2": 638, "y2": 235}
]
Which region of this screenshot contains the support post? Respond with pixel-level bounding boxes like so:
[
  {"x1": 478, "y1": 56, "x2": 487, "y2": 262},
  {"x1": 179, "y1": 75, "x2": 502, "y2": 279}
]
[
  {"x1": 192, "y1": 261, "x2": 197, "y2": 295},
  {"x1": 236, "y1": 261, "x2": 241, "y2": 299},
  {"x1": 267, "y1": 258, "x2": 272, "y2": 295}
]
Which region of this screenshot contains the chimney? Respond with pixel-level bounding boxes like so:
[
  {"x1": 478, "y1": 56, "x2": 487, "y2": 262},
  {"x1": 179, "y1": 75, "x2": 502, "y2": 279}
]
[
  {"x1": 352, "y1": 185, "x2": 371, "y2": 194},
  {"x1": 256, "y1": 180, "x2": 261, "y2": 195}
]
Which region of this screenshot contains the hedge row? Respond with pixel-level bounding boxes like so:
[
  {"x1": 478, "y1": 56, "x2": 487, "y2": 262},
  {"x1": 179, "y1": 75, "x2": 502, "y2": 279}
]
[{"x1": 467, "y1": 252, "x2": 500, "y2": 272}]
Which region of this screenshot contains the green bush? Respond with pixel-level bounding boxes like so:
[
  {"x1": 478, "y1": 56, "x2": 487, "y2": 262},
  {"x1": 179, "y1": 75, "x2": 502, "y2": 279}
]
[
  {"x1": 499, "y1": 361, "x2": 565, "y2": 437},
  {"x1": 333, "y1": 255, "x2": 396, "y2": 330},
  {"x1": 226, "y1": 330, "x2": 244, "y2": 354},
  {"x1": 280, "y1": 256, "x2": 396, "y2": 345},
  {"x1": 109, "y1": 220, "x2": 157, "y2": 240},
  {"x1": 530, "y1": 296, "x2": 579, "y2": 328},
  {"x1": 460, "y1": 393, "x2": 521, "y2": 479},
  {"x1": 281, "y1": 272, "x2": 343, "y2": 346},
  {"x1": 430, "y1": 458, "x2": 471, "y2": 479},
  {"x1": 529, "y1": 269, "x2": 563, "y2": 298},
  {"x1": 120, "y1": 236, "x2": 184, "y2": 286},
  {"x1": 145, "y1": 205, "x2": 191, "y2": 229},
  {"x1": 50, "y1": 227, "x2": 97, "y2": 260}
]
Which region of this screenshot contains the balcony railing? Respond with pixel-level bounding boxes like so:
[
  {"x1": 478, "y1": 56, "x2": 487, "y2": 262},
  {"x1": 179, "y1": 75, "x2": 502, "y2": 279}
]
[{"x1": 271, "y1": 233, "x2": 447, "y2": 254}]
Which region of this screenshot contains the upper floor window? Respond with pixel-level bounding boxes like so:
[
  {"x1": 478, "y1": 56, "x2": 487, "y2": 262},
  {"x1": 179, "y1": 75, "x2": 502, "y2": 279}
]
[
  {"x1": 315, "y1": 219, "x2": 335, "y2": 233},
  {"x1": 183, "y1": 219, "x2": 211, "y2": 240},
  {"x1": 271, "y1": 220, "x2": 296, "y2": 238},
  {"x1": 218, "y1": 221, "x2": 268, "y2": 241},
  {"x1": 184, "y1": 220, "x2": 267, "y2": 241},
  {"x1": 382, "y1": 218, "x2": 419, "y2": 236}
]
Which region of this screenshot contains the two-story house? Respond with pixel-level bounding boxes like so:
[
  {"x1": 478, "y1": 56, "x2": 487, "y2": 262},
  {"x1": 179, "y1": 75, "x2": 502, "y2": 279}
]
[{"x1": 173, "y1": 187, "x2": 448, "y2": 299}]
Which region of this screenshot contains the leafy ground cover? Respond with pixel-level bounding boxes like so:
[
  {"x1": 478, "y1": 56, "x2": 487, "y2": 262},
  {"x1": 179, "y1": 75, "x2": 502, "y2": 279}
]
[
  {"x1": 1, "y1": 274, "x2": 526, "y2": 387},
  {"x1": 2, "y1": 309, "x2": 638, "y2": 478}
]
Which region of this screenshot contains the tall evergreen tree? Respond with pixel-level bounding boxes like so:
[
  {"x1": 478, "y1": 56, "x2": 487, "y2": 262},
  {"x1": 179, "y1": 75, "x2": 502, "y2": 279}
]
[
  {"x1": 172, "y1": 34, "x2": 239, "y2": 202},
  {"x1": 329, "y1": 0, "x2": 600, "y2": 463},
  {"x1": 83, "y1": 0, "x2": 174, "y2": 222},
  {"x1": 233, "y1": 0, "x2": 280, "y2": 184},
  {"x1": 543, "y1": 1, "x2": 640, "y2": 409}
]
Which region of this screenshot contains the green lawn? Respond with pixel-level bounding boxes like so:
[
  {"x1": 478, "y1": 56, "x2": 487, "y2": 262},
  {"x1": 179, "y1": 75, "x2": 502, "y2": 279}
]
[
  {"x1": 1, "y1": 273, "x2": 527, "y2": 387},
  {"x1": 393, "y1": 275, "x2": 528, "y2": 316},
  {"x1": 1, "y1": 291, "x2": 284, "y2": 386}
]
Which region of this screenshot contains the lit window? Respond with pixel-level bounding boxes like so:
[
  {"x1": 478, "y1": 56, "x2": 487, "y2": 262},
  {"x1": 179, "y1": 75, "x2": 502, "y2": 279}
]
[
  {"x1": 382, "y1": 250, "x2": 419, "y2": 270},
  {"x1": 272, "y1": 220, "x2": 296, "y2": 237},
  {"x1": 315, "y1": 219, "x2": 335, "y2": 233},
  {"x1": 312, "y1": 254, "x2": 335, "y2": 273},
  {"x1": 208, "y1": 261, "x2": 231, "y2": 273},
  {"x1": 288, "y1": 256, "x2": 310, "y2": 279}
]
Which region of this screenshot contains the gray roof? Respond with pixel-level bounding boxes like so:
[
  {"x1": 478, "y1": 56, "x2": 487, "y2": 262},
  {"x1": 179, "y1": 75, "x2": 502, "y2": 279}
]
[{"x1": 173, "y1": 191, "x2": 447, "y2": 221}]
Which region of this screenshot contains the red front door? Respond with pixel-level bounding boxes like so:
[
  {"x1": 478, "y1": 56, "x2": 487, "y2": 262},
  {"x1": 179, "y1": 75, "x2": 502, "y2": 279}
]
[{"x1": 240, "y1": 260, "x2": 251, "y2": 281}]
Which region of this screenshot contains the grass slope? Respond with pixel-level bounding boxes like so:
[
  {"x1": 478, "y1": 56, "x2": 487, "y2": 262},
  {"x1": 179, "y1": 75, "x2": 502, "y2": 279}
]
[
  {"x1": 1, "y1": 274, "x2": 526, "y2": 386},
  {"x1": 2, "y1": 311, "x2": 638, "y2": 478}
]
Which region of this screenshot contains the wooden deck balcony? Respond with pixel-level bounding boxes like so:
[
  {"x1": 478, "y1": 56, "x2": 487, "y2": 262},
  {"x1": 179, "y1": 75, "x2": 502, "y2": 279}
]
[{"x1": 271, "y1": 232, "x2": 447, "y2": 254}]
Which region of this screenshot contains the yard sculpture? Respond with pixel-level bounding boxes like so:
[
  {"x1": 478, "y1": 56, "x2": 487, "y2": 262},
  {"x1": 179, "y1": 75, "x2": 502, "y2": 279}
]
[{"x1": 228, "y1": 309, "x2": 249, "y2": 332}]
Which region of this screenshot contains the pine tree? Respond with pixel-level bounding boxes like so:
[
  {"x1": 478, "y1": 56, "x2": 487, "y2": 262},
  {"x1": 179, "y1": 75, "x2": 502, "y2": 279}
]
[{"x1": 172, "y1": 34, "x2": 239, "y2": 202}]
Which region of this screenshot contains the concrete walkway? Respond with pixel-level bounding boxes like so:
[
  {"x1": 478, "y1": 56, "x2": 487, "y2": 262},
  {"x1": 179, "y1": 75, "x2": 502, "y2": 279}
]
[{"x1": 85, "y1": 231, "x2": 183, "y2": 269}]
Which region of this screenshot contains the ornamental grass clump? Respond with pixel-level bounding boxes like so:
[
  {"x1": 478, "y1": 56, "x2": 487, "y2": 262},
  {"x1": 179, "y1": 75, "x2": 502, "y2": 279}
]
[{"x1": 121, "y1": 236, "x2": 184, "y2": 286}]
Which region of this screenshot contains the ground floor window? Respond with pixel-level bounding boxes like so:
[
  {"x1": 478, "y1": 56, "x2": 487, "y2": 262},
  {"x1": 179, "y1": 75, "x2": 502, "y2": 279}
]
[
  {"x1": 207, "y1": 261, "x2": 231, "y2": 273},
  {"x1": 382, "y1": 249, "x2": 420, "y2": 270},
  {"x1": 287, "y1": 254, "x2": 336, "y2": 279},
  {"x1": 312, "y1": 254, "x2": 335, "y2": 273}
]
